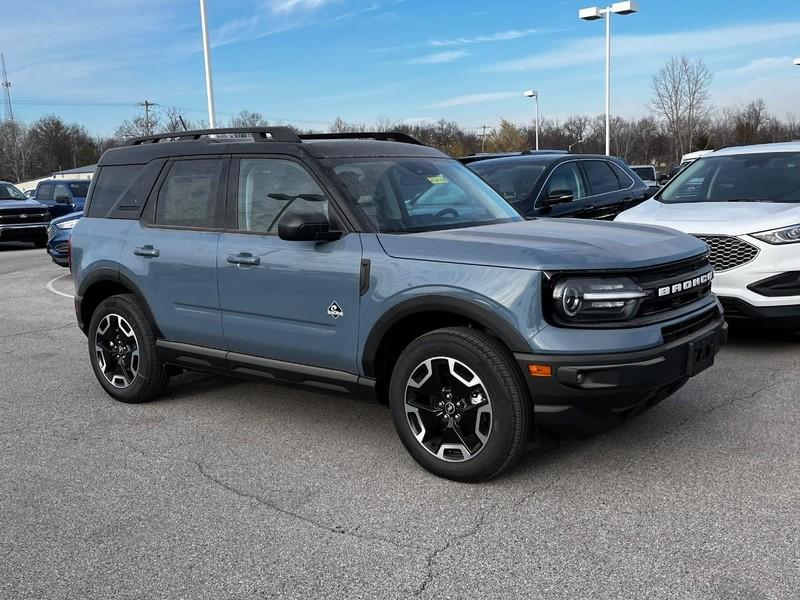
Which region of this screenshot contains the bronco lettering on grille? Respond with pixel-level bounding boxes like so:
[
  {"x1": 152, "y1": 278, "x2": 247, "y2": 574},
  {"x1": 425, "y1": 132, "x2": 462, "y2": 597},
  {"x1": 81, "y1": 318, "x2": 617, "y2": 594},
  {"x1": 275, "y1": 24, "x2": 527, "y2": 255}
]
[{"x1": 657, "y1": 271, "x2": 714, "y2": 298}]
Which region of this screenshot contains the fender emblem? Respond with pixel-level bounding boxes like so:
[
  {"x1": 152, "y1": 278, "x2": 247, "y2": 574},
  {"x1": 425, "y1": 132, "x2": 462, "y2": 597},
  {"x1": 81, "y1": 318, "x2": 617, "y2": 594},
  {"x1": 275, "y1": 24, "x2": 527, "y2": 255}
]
[{"x1": 327, "y1": 301, "x2": 344, "y2": 320}]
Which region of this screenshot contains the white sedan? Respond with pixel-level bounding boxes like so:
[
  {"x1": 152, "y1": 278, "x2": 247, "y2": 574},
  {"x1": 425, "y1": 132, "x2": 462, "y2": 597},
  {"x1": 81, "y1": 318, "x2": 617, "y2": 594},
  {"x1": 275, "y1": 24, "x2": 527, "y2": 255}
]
[{"x1": 616, "y1": 142, "x2": 800, "y2": 327}]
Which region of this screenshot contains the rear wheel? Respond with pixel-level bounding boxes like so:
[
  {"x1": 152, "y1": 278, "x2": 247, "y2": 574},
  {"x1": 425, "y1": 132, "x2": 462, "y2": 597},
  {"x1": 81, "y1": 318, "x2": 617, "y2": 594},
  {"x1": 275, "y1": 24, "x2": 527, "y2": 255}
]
[
  {"x1": 87, "y1": 294, "x2": 169, "y2": 403},
  {"x1": 389, "y1": 327, "x2": 531, "y2": 482}
]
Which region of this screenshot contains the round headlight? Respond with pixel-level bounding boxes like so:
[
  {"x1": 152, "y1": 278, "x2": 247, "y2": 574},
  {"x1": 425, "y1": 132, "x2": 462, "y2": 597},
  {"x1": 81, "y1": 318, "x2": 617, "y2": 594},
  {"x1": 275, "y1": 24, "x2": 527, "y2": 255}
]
[{"x1": 562, "y1": 286, "x2": 582, "y2": 317}]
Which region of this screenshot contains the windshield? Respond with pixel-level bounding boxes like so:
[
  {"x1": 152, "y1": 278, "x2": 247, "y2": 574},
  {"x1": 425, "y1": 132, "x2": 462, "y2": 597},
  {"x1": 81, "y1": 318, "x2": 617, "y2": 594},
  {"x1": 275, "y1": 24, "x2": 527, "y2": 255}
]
[
  {"x1": 660, "y1": 152, "x2": 800, "y2": 203},
  {"x1": 469, "y1": 161, "x2": 547, "y2": 204},
  {"x1": 326, "y1": 157, "x2": 523, "y2": 233},
  {"x1": 68, "y1": 181, "x2": 90, "y2": 197},
  {"x1": 631, "y1": 167, "x2": 656, "y2": 180},
  {"x1": 0, "y1": 183, "x2": 27, "y2": 200}
]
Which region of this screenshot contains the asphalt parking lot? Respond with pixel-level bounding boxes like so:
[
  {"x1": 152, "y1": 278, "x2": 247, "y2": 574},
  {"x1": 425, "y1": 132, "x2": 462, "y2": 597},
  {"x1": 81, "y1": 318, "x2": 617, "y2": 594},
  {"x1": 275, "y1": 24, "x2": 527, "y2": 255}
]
[{"x1": 1, "y1": 242, "x2": 798, "y2": 599}]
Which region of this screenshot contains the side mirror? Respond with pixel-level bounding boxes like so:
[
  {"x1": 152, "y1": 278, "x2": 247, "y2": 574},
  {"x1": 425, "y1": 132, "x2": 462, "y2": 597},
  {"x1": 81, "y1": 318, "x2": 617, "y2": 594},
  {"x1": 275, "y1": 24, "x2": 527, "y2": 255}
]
[
  {"x1": 541, "y1": 189, "x2": 574, "y2": 206},
  {"x1": 278, "y1": 211, "x2": 343, "y2": 242},
  {"x1": 55, "y1": 195, "x2": 71, "y2": 204},
  {"x1": 657, "y1": 174, "x2": 669, "y2": 183}
]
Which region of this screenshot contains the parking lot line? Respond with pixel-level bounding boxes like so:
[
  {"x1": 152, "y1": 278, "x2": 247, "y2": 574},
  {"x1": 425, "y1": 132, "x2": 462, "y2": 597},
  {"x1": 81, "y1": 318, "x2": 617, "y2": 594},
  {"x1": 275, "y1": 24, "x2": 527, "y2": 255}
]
[{"x1": 45, "y1": 273, "x2": 74, "y2": 299}]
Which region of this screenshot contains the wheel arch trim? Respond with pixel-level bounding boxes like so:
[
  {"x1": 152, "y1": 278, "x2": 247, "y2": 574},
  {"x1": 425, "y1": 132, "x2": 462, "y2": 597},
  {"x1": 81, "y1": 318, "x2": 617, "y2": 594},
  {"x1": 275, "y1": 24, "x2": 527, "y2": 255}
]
[{"x1": 361, "y1": 294, "x2": 530, "y2": 378}]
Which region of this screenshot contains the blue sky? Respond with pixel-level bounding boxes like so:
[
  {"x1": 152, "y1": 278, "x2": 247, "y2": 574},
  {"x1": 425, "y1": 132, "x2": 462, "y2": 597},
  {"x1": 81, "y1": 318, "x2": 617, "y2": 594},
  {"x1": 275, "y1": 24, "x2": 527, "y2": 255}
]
[{"x1": 5, "y1": 0, "x2": 800, "y2": 135}]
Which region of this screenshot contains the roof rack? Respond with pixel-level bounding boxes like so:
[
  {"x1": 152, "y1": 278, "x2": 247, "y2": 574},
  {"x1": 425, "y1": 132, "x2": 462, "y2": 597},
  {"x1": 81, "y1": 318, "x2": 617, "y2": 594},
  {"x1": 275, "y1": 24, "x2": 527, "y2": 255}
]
[
  {"x1": 126, "y1": 127, "x2": 301, "y2": 146},
  {"x1": 298, "y1": 131, "x2": 425, "y2": 146}
]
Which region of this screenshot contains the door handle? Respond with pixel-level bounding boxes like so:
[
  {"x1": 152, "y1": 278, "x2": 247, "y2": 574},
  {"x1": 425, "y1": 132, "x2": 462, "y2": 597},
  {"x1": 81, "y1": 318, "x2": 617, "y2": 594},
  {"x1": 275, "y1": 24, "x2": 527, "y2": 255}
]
[
  {"x1": 227, "y1": 253, "x2": 260, "y2": 266},
  {"x1": 133, "y1": 245, "x2": 159, "y2": 258}
]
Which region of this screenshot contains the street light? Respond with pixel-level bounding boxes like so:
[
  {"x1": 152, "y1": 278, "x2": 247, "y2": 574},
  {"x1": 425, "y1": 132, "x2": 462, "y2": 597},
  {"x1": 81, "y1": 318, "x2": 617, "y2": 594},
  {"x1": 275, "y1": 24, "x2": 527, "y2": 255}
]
[
  {"x1": 579, "y1": 1, "x2": 639, "y2": 156},
  {"x1": 568, "y1": 138, "x2": 585, "y2": 153},
  {"x1": 524, "y1": 90, "x2": 539, "y2": 150},
  {"x1": 794, "y1": 57, "x2": 800, "y2": 66},
  {"x1": 199, "y1": 0, "x2": 217, "y2": 129}
]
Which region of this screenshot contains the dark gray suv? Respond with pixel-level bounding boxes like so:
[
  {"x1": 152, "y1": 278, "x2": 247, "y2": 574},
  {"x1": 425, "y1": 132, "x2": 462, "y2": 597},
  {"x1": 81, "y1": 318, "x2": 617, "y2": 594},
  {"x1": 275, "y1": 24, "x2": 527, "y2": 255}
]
[{"x1": 70, "y1": 128, "x2": 726, "y2": 481}]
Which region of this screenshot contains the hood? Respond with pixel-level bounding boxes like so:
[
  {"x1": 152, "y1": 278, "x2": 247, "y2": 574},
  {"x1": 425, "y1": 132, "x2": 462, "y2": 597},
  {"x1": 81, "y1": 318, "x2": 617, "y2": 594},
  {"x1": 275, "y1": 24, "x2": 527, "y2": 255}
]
[
  {"x1": 616, "y1": 199, "x2": 800, "y2": 236},
  {"x1": 52, "y1": 210, "x2": 84, "y2": 224},
  {"x1": 377, "y1": 219, "x2": 706, "y2": 271},
  {"x1": 0, "y1": 198, "x2": 48, "y2": 211}
]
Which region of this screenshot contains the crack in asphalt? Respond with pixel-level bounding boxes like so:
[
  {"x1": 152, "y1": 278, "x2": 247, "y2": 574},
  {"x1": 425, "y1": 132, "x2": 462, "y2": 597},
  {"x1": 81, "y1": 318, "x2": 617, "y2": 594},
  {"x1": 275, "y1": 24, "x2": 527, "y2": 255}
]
[
  {"x1": 414, "y1": 470, "x2": 565, "y2": 597},
  {"x1": 632, "y1": 364, "x2": 794, "y2": 467},
  {"x1": 189, "y1": 458, "x2": 426, "y2": 555}
]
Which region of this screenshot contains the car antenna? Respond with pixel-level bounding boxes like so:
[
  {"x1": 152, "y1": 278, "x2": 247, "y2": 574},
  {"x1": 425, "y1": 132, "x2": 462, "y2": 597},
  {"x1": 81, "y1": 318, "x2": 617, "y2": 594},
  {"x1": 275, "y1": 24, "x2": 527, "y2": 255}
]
[{"x1": 178, "y1": 115, "x2": 188, "y2": 131}]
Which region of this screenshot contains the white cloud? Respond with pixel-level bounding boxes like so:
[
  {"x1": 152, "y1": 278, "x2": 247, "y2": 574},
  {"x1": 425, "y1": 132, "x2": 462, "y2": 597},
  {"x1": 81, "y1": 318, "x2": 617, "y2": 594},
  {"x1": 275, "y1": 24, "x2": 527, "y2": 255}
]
[
  {"x1": 484, "y1": 21, "x2": 800, "y2": 73},
  {"x1": 407, "y1": 51, "x2": 469, "y2": 65},
  {"x1": 270, "y1": 0, "x2": 338, "y2": 14},
  {"x1": 427, "y1": 91, "x2": 520, "y2": 108},
  {"x1": 718, "y1": 56, "x2": 795, "y2": 77},
  {"x1": 429, "y1": 28, "x2": 548, "y2": 47}
]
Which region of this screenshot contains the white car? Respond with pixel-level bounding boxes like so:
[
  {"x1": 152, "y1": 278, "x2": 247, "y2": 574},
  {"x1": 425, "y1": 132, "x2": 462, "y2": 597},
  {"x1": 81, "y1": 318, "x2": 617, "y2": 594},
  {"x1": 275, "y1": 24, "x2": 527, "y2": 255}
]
[{"x1": 616, "y1": 142, "x2": 800, "y2": 327}]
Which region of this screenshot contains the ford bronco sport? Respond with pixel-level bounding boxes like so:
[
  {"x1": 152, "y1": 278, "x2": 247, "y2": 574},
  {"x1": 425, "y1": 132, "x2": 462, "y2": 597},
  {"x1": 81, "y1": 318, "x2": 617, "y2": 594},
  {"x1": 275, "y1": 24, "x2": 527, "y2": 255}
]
[{"x1": 70, "y1": 128, "x2": 727, "y2": 481}]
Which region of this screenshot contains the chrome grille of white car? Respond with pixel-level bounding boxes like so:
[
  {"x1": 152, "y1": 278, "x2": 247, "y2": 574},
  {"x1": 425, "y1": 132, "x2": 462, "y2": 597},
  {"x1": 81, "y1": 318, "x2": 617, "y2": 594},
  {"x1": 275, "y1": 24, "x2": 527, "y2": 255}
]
[{"x1": 694, "y1": 235, "x2": 759, "y2": 272}]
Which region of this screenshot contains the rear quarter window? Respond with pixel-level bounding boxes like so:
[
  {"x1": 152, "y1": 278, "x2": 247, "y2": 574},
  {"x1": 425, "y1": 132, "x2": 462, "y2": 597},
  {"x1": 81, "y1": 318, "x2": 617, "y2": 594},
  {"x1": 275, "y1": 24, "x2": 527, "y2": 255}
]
[{"x1": 87, "y1": 162, "x2": 164, "y2": 218}]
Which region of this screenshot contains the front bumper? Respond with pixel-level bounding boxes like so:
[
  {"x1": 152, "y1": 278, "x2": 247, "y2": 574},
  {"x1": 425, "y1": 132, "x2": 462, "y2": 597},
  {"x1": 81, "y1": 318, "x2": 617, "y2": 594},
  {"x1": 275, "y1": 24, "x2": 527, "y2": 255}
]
[
  {"x1": 0, "y1": 223, "x2": 48, "y2": 242},
  {"x1": 515, "y1": 314, "x2": 727, "y2": 434},
  {"x1": 720, "y1": 297, "x2": 800, "y2": 327}
]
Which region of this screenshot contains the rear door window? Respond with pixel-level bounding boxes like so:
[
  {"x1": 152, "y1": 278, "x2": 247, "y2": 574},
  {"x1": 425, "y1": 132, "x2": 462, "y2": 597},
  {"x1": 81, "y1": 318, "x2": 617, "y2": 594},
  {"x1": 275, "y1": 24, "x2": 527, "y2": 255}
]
[
  {"x1": 155, "y1": 159, "x2": 226, "y2": 229},
  {"x1": 583, "y1": 160, "x2": 621, "y2": 195}
]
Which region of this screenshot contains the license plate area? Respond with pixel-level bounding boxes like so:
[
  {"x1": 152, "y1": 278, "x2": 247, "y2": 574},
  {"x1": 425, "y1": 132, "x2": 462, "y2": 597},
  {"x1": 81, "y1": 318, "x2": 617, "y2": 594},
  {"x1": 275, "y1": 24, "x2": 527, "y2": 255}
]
[{"x1": 687, "y1": 332, "x2": 717, "y2": 376}]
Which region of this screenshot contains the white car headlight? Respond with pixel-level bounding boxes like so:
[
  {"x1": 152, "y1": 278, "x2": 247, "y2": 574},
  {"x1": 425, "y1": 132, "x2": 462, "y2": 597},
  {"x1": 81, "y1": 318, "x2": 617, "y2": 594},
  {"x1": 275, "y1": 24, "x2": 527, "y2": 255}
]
[
  {"x1": 750, "y1": 224, "x2": 800, "y2": 245},
  {"x1": 55, "y1": 219, "x2": 79, "y2": 230}
]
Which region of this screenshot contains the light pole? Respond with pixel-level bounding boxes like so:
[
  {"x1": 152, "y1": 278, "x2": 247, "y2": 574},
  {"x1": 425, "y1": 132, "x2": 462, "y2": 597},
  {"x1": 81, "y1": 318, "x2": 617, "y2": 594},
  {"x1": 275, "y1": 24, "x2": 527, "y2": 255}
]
[
  {"x1": 568, "y1": 138, "x2": 584, "y2": 153},
  {"x1": 579, "y1": 1, "x2": 638, "y2": 156},
  {"x1": 524, "y1": 90, "x2": 539, "y2": 150},
  {"x1": 199, "y1": 0, "x2": 217, "y2": 129},
  {"x1": 794, "y1": 57, "x2": 800, "y2": 66}
]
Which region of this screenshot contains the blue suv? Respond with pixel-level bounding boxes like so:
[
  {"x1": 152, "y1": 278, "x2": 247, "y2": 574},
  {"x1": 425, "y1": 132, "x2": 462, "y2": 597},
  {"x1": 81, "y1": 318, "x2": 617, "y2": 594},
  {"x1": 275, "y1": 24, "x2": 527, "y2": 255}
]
[
  {"x1": 32, "y1": 179, "x2": 89, "y2": 218},
  {"x1": 70, "y1": 128, "x2": 727, "y2": 481}
]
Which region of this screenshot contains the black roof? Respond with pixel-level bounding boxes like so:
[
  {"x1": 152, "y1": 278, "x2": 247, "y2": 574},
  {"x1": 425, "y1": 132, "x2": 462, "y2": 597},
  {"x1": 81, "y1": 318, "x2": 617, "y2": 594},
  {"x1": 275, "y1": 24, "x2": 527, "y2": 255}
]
[
  {"x1": 465, "y1": 153, "x2": 625, "y2": 169},
  {"x1": 99, "y1": 128, "x2": 446, "y2": 166}
]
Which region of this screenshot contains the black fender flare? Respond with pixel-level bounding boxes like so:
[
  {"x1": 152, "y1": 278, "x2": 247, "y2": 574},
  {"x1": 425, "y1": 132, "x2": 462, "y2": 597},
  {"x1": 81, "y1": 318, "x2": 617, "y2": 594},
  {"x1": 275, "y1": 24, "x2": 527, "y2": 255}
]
[
  {"x1": 76, "y1": 268, "x2": 160, "y2": 336},
  {"x1": 361, "y1": 295, "x2": 530, "y2": 377}
]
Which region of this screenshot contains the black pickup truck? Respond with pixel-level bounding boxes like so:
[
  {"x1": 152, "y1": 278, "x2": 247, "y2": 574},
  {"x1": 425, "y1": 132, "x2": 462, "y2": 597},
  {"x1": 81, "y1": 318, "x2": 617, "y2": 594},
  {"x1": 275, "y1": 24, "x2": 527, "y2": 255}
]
[{"x1": 0, "y1": 181, "x2": 51, "y2": 247}]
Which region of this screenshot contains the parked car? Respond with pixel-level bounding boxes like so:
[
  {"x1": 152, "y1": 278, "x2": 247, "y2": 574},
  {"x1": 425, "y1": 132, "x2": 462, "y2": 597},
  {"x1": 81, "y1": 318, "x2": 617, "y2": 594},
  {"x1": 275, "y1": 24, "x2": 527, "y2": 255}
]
[
  {"x1": 0, "y1": 181, "x2": 50, "y2": 247},
  {"x1": 33, "y1": 178, "x2": 90, "y2": 218},
  {"x1": 465, "y1": 153, "x2": 649, "y2": 220},
  {"x1": 47, "y1": 211, "x2": 82, "y2": 267},
  {"x1": 617, "y1": 141, "x2": 800, "y2": 327},
  {"x1": 630, "y1": 165, "x2": 661, "y2": 198},
  {"x1": 71, "y1": 128, "x2": 725, "y2": 481}
]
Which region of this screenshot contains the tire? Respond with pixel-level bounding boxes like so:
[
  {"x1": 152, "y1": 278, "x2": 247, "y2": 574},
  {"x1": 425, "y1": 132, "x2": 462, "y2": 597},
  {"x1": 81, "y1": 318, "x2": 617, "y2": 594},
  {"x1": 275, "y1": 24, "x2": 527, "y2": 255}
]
[
  {"x1": 389, "y1": 327, "x2": 531, "y2": 482},
  {"x1": 87, "y1": 293, "x2": 169, "y2": 403}
]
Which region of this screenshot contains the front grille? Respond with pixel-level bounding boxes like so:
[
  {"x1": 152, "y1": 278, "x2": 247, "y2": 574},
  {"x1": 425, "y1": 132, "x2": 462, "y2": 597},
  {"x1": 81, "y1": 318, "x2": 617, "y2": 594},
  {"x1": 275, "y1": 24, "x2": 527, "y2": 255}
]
[
  {"x1": 635, "y1": 254, "x2": 714, "y2": 317},
  {"x1": 661, "y1": 307, "x2": 719, "y2": 343},
  {"x1": 694, "y1": 235, "x2": 759, "y2": 272},
  {"x1": 0, "y1": 209, "x2": 50, "y2": 226}
]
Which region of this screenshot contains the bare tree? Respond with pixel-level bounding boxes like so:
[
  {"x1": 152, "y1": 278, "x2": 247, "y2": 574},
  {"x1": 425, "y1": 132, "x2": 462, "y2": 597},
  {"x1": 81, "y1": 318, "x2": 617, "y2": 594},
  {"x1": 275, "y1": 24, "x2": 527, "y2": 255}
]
[
  {"x1": 229, "y1": 110, "x2": 268, "y2": 128},
  {"x1": 650, "y1": 55, "x2": 712, "y2": 161}
]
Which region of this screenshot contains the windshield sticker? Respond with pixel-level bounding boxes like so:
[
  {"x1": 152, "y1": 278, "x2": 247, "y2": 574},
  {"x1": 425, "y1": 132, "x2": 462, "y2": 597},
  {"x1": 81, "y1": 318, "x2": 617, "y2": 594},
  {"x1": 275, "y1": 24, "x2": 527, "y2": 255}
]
[{"x1": 427, "y1": 175, "x2": 449, "y2": 185}]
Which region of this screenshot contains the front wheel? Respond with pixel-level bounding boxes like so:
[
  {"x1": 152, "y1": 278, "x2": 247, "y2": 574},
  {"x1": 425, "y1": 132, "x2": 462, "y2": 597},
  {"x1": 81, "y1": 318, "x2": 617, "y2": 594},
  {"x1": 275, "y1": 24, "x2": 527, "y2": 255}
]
[
  {"x1": 389, "y1": 327, "x2": 531, "y2": 482},
  {"x1": 87, "y1": 294, "x2": 169, "y2": 403}
]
